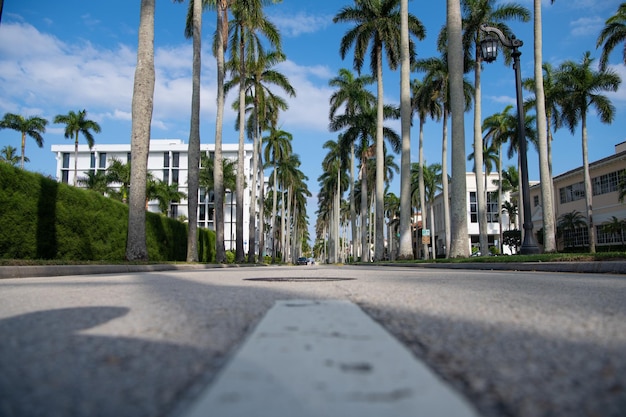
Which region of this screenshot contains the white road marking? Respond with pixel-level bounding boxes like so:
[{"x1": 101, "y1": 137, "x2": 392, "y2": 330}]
[{"x1": 181, "y1": 299, "x2": 480, "y2": 417}]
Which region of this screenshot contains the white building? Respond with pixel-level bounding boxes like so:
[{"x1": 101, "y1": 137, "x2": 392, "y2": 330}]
[
  {"x1": 431, "y1": 172, "x2": 514, "y2": 256},
  {"x1": 51, "y1": 139, "x2": 258, "y2": 253}
]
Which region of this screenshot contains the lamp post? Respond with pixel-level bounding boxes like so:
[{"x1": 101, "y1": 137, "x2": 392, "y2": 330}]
[{"x1": 479, "y1": 24, "x2": 540, "y2": 255}]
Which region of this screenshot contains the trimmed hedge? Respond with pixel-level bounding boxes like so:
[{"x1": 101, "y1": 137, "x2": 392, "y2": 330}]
[{"x1": 0, "y1": 163, "x2": 215, "y2": 262}]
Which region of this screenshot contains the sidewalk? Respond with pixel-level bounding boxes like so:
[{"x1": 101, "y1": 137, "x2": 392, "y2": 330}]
[{"x1": 1, "y1": 260, "x2": 625, "y2": 279}]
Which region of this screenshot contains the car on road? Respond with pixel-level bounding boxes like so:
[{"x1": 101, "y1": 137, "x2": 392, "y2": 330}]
[{"x1": 296, "y1": 257, "x2": 309, "y2": 265}]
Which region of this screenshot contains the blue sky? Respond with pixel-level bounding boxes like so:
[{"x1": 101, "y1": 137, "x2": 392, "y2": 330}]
[{"x1": 1, "y1": 0, "x2": 625, "y2": 221}]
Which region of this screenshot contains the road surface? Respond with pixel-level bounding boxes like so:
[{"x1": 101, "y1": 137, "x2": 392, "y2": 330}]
[{"x1": 0, "y1": 265, "x2": 624, "y2": 417}]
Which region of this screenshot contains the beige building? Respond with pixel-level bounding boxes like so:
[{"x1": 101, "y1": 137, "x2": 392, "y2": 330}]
[{"x1": 528, "y1": 141, "x2": 626, "y2": 250}]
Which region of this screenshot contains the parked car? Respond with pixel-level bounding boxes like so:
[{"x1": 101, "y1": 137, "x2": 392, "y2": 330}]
[{"x1": 296, "y1": 257, "x2": 309, "y2": 265}]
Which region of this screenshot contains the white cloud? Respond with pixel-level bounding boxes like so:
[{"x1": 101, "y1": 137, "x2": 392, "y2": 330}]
[
  {"x1": 269, "y1": 12, "x2": 333, "y2": 37},
  {"x1": 569, "y1": 16, "x2": 604, "y2": 37}
]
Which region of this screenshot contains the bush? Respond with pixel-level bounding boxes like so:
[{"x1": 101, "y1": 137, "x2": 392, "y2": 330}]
[{"x1": 0, "y1": 164, "x2": 215, "y2": 262}]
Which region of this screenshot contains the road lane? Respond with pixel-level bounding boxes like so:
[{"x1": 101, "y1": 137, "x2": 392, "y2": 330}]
[{"x1": 0, "y1": 266, "x2": 624, "y2": 417}]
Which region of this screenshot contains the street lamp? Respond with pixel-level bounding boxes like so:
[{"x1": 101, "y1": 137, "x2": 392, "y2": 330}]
[{"x1": 479, "y1": 24, "x2": 540, "y2": 255}]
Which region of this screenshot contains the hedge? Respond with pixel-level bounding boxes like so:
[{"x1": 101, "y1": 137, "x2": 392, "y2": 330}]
[{"x1": 0, "y1": 163, "x2": 215, "y2": 262}]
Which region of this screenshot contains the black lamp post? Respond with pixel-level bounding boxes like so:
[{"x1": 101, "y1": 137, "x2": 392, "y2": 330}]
[{"x1": 479, "y1": 24, "x2": 540, "y2": 255}]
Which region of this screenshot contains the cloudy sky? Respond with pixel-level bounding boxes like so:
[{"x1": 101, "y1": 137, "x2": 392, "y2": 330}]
[{"x1": 1, "y1": 0, "x2": 625, "y2": 218}]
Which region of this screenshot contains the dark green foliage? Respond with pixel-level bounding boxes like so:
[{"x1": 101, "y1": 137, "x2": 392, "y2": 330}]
[{"x1": 0, "y1": 164, "x2": 215, "y2": 262}]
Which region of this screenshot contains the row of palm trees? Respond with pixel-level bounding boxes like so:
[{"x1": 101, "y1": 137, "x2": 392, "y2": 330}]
[
  {"x1": 317, "y1": 0, "x2": 625, "y2": 260},
  {"x1": 0, "y1": 110, "x2": 100, "y2": 183}
]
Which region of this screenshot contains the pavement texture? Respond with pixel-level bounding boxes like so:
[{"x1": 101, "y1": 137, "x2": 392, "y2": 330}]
[{"x1": 0, "y1": 264, "x2": 624, "y2": 417}]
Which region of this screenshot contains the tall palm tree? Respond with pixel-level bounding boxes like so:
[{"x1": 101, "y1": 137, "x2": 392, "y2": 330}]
[
  {"x1": 334, "y1": 0, "x2": 425, "y2": 261},
  {"x1": 0, "y1": 113, "x2": 47, "y2": 170},
  {"x1": 126, "y1": 0, "x2": 155, "y2": 261},
  {"x1": 462, "y1": 0, "x2": 530, "y2": 255},
  {"x1": 530, "y1": 0, "x2": 557, "y2": 253},
  {"x1": 53, "y1": 109, "x2": 101, "y2": 186},
  {"x1": 556, "y1": 51, "x2": 621, "y2": 253},
  {"x1": 597, "y1": 2, "x2": 626, "y2": 71},
  {"x1": 332, "y1": 101, "x2": 400, "y2": 262},
  {"x1": 447, "y1": 0, "x2": 469, "y2": 258},
  {"x1": 174, "y1": 0, "x2": 204, "y2": 262},
  {"x1": 228, "y1": 0, "x2": 281, "y2": 262},
  {"x1": 328, "y1": 68, "x2": 375, "y2": 261},
  {"x1": 227, "y1": 49, "x2": 295, "y2": 262},
  {"x1": 321, "y1": 138, "x2": 348, "y2": 264},
  {"x1": 199, "y1": 153, "x2": 237, "y2": 193},
  {"x1": 264, "y1": 128, "x2": 292, "y2": 260},
  {"x1": 0, "y1": 145, "x2": 25, "y2": 166}
]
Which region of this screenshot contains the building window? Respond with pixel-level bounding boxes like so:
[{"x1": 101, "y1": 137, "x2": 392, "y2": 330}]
[
  {"x1": 90, "y1": 152, "x2": 96, "y2": 169},
  {"x1": 99, "y1": 153, "x2": 107, "y2": 171},
  {"x1": 163, "y1": 169, "x2": 169, "y2": 184},
  {"x1": 562, "y1": 227, "x2": 589, "y2": 247},
  {"x1": 170, "y1": 204, "x2": 178, "y2": 219},
  {"x1": 61, "y1": 153, "x2": 70, "y2": 183},
  {"x1": 171, "y1": 169, "x2": 179, "y2": 184},
  {"x1": 127, "y1": 152, "x2": 131, "y2": 163},
  {"x1": 559, "y1": 182, "x2": 585, "y2": 204},
  {"x1": 199, "y1": 205, "x2": 206, "y2": 221},
  {"x1": 597, "y1": 224, "x2": 624, "y2": 245},
  {"x1": 533, "y1": 195, "x2": 539, "y2": 207},
  {"x1": 470, "y1": 192, "x2": 477, "y2": 223},
  {"x1": 163, "y1": 152, "x2": 170, "y2": 168},
  {"x1": 172, "y1": 152, "x2": 180, "y2": 168},
  {"x1": 592, "y1": 171, "x2": 619, "y2": 196},
  {"x1": 470, "y1": 192, "x2": 499, "y2": 223}
]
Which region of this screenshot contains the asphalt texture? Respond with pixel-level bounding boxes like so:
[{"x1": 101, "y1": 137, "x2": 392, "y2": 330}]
[{"x1": 0, "y1": 264, "x2": 625, "y2": 417}]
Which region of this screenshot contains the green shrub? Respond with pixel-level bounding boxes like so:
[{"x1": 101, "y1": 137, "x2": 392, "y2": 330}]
[{"x1": 0, "y1": 164, "x2": 215, "y2": 262}]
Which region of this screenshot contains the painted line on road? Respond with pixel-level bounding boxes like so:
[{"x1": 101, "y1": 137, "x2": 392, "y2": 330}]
[{"x1": 181, "y1": 299, "x2": 480, "y2": 417}]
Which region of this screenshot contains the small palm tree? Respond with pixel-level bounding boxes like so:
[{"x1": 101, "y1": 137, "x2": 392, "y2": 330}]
[
  {"x1": 0, "y1": 145, "x2": 26, "y2": 166},
  {"x1": 77, "y1": 170, "x2": 111, "y2": 196},
  {"x1": 501, "y1": 200, "x2": 518, "y2": 231},
  {"x1": 0, "y1": 113, "x2": 47, "y2": 169},
  {"x1": 602, "y1": 216, "x2": 625, "y2": 249},
  {"x1": 149, "y1": 179, "x2": 187, "y2": 217},
  {"x1": 54, "y1": 109, "x2": 101, "y2": 186},
  {"x1": 557, "y1": 210, "x2": 588, "y2": 249},
  {"x1": 106, "y1": 158, "x2": 132, "y2": 203}
]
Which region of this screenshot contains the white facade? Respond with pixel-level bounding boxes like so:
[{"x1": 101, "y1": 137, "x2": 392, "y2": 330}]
[
  {"x1": 431, "y1": 172, "x2": 513, "y2": 256},
  {"x1": 51, "y1": 139, "x2": 256, "y2": 253}
]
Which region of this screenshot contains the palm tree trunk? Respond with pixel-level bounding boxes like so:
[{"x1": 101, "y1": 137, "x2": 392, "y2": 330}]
[
  {"x1": 186, "y1": 0, "x2": 202, "y2": 262},
  {"x1": 582, "y1": 115, "x2": 595, "y2": 253},
  {"x1": 533, "y1": 0, "x2": 556, "y2": 253},
  {"x1": 73, "y1": 133, "x2": 79, "y2": 186},
  {"x1": 398, "y1": 0, "x2": 413, "y2": 260},
  {"x1": 419, "y1": 119, "x2": 428, "y2": 260},
  {"x1": 474, "y1": 53, "x2": 488, "y2": 255},
  {"x1": 374, "y1": 43, "x2": 385, "y2": 262},
  {"x1": 498, "y1": 145, "x2": 504, "y2": 253},
  {"x1": 235, "y1": 34, "x2": 246, "y2": 262},
  {"x1": 442, "y1": 110, "x2": 451, "y2": 258},
  {"x1": 447, "y1": 0, "x2": 469, "y2": 258},
  {"x1": 20, "y1": 132, "x2": 26, "y2": 169},
  {"x1": 126, "y1": 0, "x2": 155, "y2": 261},
  {"x1": 271, "y1": 166, "x2": 278, "y2": 261},
  {"x1": 257, "y1": 133, "x2": 265, "y2": 262},
  {"x1": 214, "y1": 0, "x2": 227, "y2": 263},
  {"x1": 361, "y1": 162, "x2": 369, "y2": 262},
  {"x1": 247, "y1": 114, "x2": 259, "y2": 263},
  {"x1": 350, "y1": 145, "x2": 357, "y2": 261}
]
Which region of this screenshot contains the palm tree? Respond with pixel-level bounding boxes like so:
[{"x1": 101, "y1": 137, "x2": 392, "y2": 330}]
[
  {"x1": 126, "y1": 0, "x2": 155, "y2": 261},
  {"x1": 334, "y1": 0, "x2": 425, "y2": 261},
  {"x1": 529, "y1": 0, "x2": 557, "y2": 253},
  {"x1": 602, "y1": 216, "x2": 625, "y2": 249},
  {"x1": 557, "y1": 210, "x2": 588, "y2": 249},
  {"x1": 384, "y1": 191, "x2": 401, "y2": 260},
  {"x1": 106, "y1": 157, "x2": 131, "y2": 203},
  {"x1": 501, "y1": 200, "x2": 518, "y2": 231},
  {"x1": 447, "y1": 0, "x2": 469, "y2": 258},
  {"x1": 462, "y1": 0, "x2": 530, "y2": 256},
  {"x1": 149, "y1": 179, "x2": 187, "y2": 217},
  {"x1": 332, "y1": 101, "x2": 400, "y2": 262},
  {"x1": 321, "y1": 138, "x2": 347, "y2": 264},
  {"x1": 78, "y1": 170, "x2": 111, "y2": 196},
  {"x1": 597, "y1": 3, "x2": 626, "y2": 71},
  {"x1": 174, "y1": 0, "x2": 204, "y2": 262},
  {"x1": 411, "y1": 162, "x2": 442, "y2": 257},
  {"x1": 228, "y1": 0, "x2": 281, "y2": 262},
  {"x1": 556, "y1": 51, "x2": 621, "y2": 253},
  {"x1": 0, "y1": 113, "x2": 47, "y2": 169},
  {"x1": 53, "y1": 110, "x2": 101, "y2": 186},
  {"x1": 199, "y1": 153, "x2": 237, "y2": 195},
  {"x1": 328, "y1": 68, "x2": 375, "y2": 261},
  {"x1": 0, "y1": 145, "x2": 24, "y2": 166},
  {"x1": 414, "y1": 50, "x2": 474, "y2": 258},
  {"x1": 227, "y1": 49, "x2": 295, "y2": 263},
  {"x1": 264, "y1": 128, "x2": 292, "y2": 260}
]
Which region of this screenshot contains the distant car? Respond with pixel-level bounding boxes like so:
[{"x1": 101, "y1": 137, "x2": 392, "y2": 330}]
[{"x1": 296, "y1": 256, "x2": 309, "y2": 265}]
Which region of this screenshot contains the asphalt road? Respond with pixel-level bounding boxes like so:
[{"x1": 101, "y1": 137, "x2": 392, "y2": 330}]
[{"x1": 0, "y1": 265, "x2": 624, "y2": 417}]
